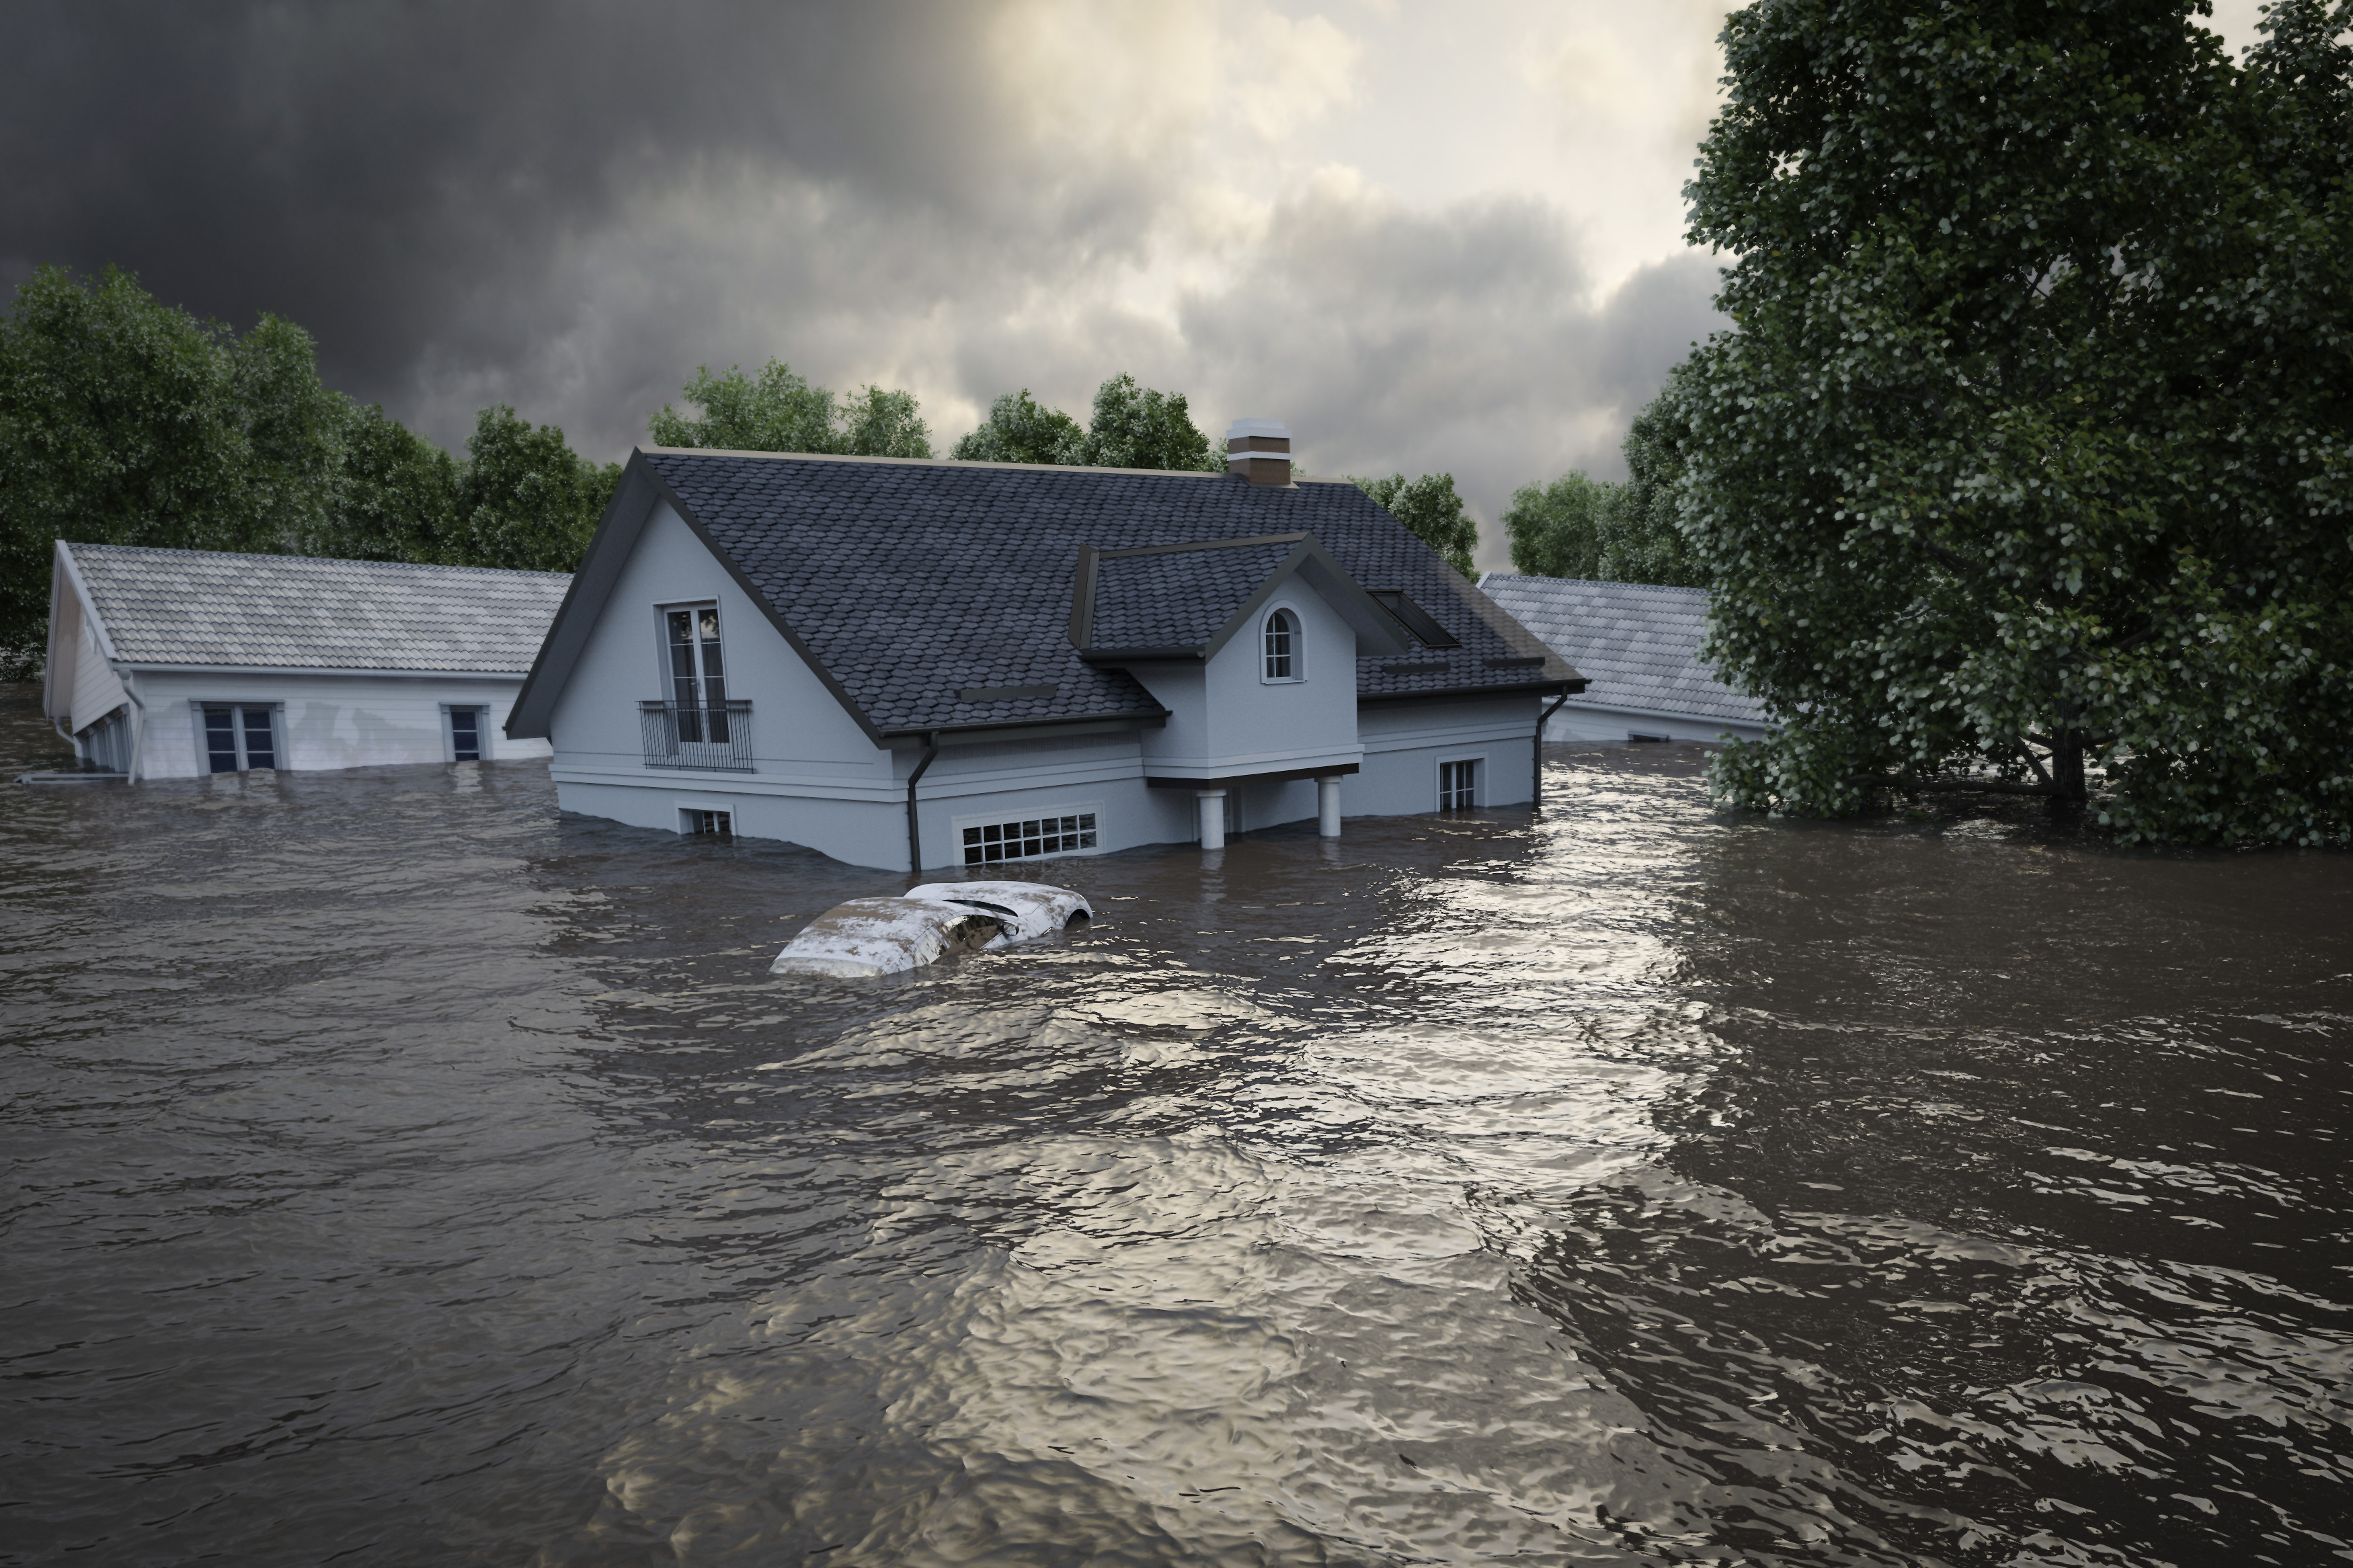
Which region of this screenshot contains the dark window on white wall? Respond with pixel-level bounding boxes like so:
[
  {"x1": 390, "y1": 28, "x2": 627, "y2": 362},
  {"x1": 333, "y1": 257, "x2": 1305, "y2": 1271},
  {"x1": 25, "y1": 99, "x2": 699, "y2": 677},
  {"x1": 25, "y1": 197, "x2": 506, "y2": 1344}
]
[
  {"x1": 1263, "y1": 608, "x2": 1301, "y2": 680},
  {"x1": 202, "y1": 706, "x2": 278, "y2": 772},
  {"x1": 447, "y1": 707, "x2": 485, "y2": 761},
  {"x1": 1439, "y1": 759, "x2": 1478, "y2": 810},
  {"x1": 684, "y1": 809, "x2": 732, "y2": 835},
  {"x1": 666, "y1": 605, "x2": 730, "y2": 743}
]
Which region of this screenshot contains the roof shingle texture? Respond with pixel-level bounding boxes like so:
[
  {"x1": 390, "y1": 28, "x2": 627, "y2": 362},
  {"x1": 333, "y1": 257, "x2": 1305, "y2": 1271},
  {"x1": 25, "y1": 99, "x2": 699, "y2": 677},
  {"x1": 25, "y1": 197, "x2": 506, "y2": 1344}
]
[
  {"x1": 1477, "y1": 574, "x2": 1771, "y2": 727},
  {"x1": 67, "y1": 543, "x2": 571, "y2": 673},
  {"x1": 1088, "y1": 541, "x2": 1300, "y2": 650},
  {"x1": 641, "y1": 454, "x2": 1572, "y2": 733}
]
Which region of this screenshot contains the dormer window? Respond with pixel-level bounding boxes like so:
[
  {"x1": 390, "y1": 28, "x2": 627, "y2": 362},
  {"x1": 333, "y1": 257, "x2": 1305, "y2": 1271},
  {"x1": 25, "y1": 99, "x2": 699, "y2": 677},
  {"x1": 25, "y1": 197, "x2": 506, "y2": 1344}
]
[{"x1": 1263, "y1": 608, "x2": 1302, "y2": 682}]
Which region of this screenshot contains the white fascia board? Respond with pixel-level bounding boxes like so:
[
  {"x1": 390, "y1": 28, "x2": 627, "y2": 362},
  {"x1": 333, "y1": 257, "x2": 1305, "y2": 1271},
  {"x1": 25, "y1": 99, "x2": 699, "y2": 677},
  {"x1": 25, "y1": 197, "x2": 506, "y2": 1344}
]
[
  {"x1": 118, "y1": 663, "x2": 530, "y2": 680},
  {"x1": 551, "y1": 764, "x2": 912, "y2": 804},
  {"x1": 1136, "y1": 745, "x2": 1363, "y2": 780}
]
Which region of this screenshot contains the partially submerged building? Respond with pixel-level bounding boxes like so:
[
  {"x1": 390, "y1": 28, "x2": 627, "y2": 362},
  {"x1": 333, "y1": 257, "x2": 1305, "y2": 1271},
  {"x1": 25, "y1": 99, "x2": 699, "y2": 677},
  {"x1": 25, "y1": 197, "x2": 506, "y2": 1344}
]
[
  {"x1": 1476, "y1": 573, "x2": 1773, "y2": 745},
  {"x1": 505, "y1": 424, "x2": 1583, "y2": 870},
  {"x1": 41, "y1": 542, "x2": 568, "y2": 779}
]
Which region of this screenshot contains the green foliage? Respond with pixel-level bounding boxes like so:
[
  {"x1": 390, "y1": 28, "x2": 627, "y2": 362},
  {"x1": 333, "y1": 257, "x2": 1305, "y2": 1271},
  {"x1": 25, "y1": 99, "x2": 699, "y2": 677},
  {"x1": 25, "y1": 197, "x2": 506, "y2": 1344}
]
[
  {"x1": 835, "y1": 386, "x2": 932, "y2": 458},
  {"x1": 337, "y1": 401, "x2": 463, "y2": 563},
  {"x1": 0, "y1": 264, "x2": 619, "y2": 673},
  {"x1": 649, "y1": 360, "x2": 932, "y2": 458},
  {"x1": 453, "y1": 406, "x2": 622, "y2": 574},
  {"x1": 1078, "y1": 374, "x2": 1225, "y2": 472},
  {"x1": 1674, "y1": 0, "x2": 2353, "y2": 845},
  {"x1": 1351, "y1": 472, "x2": 1478, "y2": 579},
  {"x1": 1504, "y1": 399, "x2": 1707, "y2": 586},
  {"x1": 950, "y1": 388, "x2": 1084, "y2": 464},
  {"x1": 951, "y1": 375, "x2": 1224, "y2": 472}
]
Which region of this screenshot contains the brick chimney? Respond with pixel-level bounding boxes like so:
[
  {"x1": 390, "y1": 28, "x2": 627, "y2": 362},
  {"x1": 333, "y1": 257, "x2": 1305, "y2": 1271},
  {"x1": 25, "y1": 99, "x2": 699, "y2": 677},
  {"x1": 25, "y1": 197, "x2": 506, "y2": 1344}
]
[{"x1": 1226, "y1": 419, "x2": 1292, "y2": 487}]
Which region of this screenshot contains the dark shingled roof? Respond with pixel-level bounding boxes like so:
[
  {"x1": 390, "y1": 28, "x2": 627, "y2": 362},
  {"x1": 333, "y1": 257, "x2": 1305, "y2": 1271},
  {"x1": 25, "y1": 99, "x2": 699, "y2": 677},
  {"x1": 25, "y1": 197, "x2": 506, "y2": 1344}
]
[
  {"x1": 629, "y1": 451, "x2": 1574, "y2": 735},
  {"x1": 1088, "y1": 539, "x2": 1302, "y2": 651}
]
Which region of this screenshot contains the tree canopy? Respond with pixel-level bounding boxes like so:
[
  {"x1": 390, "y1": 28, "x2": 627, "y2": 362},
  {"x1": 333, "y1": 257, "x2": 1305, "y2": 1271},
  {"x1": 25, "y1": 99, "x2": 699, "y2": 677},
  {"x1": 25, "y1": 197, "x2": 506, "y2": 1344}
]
[
  {"x1": 0, "y1": 265, "x2": 619, "y2": 672},
  {"x1": 1671, "y1": 0, "x2": 2353, "y2": 845},
  {"x1": 647, "y1": 360, "x2": 932, "y2": 458},
  {"x1": 1502, "y1": 400, "x2": 1706, "y2": 587},
  {"x1": 1351, "y1": 472, "x2": 1478, "y2": 579},
  {"x1": 951, "y1": 374, "x2": 1225, "y2": 472}
]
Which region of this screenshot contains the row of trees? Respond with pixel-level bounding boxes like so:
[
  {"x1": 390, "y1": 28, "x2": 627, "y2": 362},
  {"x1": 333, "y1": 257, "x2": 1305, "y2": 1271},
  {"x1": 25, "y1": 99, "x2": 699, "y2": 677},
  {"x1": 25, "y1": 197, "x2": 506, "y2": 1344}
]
[
  {"x1": 0, "y1": 265, "x2": 620, "y2": 668},
  {"x1": 1499, "y1": 402, "x2": 1704, "y2": 588}
]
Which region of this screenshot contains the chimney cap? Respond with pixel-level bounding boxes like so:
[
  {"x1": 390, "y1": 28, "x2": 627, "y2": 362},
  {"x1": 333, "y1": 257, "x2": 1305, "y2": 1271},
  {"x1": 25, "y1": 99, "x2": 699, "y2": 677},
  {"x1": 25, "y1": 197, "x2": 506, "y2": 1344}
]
[{"x1": 1226, "y1": 418, "x2": 1290, "y2": 441}]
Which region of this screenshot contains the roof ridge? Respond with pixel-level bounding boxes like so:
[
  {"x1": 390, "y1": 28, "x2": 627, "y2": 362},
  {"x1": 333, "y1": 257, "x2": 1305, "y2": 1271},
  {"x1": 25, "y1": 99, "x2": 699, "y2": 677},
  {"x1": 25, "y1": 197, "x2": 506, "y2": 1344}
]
[
  {"x1": 643, "y1": 445, "x2": 1245, "y2": 483},
  {"x1": 66, "y1": 541, "x2": 571, "y2": 579}
]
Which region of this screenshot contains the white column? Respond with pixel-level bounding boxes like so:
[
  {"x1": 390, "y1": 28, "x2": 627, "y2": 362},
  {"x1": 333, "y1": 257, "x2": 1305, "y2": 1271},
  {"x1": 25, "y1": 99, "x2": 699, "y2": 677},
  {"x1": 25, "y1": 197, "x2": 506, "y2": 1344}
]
[
  {"x1": 1316, "y1": 775, "x2": 1342, "y2": 837},
  {"x1": 1196, "y1": 789, "x2": 1226, "y2": 850}
]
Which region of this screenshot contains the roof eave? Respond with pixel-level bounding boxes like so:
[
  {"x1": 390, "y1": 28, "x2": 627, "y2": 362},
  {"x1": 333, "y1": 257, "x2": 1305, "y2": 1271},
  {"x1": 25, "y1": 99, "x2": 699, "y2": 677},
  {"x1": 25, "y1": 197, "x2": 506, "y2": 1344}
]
[{"x1": 1357, "y1": 677, "x2": 1588, "y2": 705}]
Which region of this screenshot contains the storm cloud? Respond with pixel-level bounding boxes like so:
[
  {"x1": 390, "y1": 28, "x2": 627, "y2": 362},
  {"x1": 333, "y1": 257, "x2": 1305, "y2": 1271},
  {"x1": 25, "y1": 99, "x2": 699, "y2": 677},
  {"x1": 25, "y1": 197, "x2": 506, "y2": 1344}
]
[{"x1": 9, "y1": 1, "x2": 1747, "y2": 568}]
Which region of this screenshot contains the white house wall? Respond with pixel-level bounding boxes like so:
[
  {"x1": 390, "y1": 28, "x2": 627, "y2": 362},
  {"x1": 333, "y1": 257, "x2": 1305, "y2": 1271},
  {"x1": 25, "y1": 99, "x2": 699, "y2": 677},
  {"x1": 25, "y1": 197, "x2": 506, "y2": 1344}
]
[
  {"x1": 1124, "y1": 587, "x2": 1361, "y2": 782},
  {"x1": 69, "y1": 611, "x2": 128, "y2": 737},
  {"x1": 1357, "y1": 696, "x2": 1541, "y2": 812},
  {"x1": 129, "y1": 670, "x2": 543, "y2": 778}
]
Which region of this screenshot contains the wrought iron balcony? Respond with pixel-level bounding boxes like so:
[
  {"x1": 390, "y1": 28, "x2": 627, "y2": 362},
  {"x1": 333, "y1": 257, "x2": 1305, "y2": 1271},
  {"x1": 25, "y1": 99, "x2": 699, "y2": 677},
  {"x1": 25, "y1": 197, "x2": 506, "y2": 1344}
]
[{"x1": 639, "y1": 700, "x2": 754, "y2": 772}]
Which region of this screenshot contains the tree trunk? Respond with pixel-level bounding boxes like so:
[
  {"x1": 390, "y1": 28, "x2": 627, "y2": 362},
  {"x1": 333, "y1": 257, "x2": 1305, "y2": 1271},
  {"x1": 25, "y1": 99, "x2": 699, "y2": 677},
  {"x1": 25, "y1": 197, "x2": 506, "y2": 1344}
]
[{"x1": 2048, "y1": 718, "x2": 2089, "y2": 820}]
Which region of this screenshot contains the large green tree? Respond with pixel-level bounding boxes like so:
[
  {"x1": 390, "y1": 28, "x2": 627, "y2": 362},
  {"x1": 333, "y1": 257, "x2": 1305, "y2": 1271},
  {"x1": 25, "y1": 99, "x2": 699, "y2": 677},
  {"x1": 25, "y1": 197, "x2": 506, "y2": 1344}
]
[
  {"x1": 1674, "y1": 0, "x2": 2353, "y2": 844},
  {"x1": 949, "y1": 388, "x2": 1085, "y2": 464},
  {"x1": 1351, "y1": 472, "x2": 1479, "y2": 578},
  {"x1": 649, "y1": 360, "x2": 932, "y2": 458},
  {"x1": 1503, "y1": 399, "x2": 1707, "y2": 586},
  {"x1": 950, "y1": 374, "x2": 1224, "y2": 472},
  {"x1": 1, "y1": 265, "x2": 622, "y2": 674}
]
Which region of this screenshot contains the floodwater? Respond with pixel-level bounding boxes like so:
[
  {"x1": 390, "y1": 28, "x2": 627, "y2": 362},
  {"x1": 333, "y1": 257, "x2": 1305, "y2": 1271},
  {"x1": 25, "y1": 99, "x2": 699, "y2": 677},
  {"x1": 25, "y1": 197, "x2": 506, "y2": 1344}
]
[{"x1": 3, "y1": 686, "x2": 2349, "y2": 1568}]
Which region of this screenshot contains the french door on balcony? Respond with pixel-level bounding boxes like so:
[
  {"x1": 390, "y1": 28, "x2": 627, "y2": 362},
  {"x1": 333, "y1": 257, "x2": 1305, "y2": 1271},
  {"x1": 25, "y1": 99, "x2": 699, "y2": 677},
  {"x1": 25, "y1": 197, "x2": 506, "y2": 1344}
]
[{"x1": 666, "y1": 605, "x2": 730, "y2": 743}]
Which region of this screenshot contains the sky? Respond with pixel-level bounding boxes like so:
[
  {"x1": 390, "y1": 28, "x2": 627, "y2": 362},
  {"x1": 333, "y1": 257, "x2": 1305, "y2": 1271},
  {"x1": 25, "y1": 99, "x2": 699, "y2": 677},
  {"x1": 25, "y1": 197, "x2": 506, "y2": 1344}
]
[{"x1": 0, "y1": 0, "x2": 2276, "y2": 572}]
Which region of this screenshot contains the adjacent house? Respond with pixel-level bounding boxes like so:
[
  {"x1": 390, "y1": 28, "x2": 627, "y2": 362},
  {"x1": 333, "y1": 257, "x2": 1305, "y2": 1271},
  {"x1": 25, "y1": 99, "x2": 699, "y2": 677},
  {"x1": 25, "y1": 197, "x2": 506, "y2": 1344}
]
[
  {"x1": 40, "y1": 542, "x2": 569, "y2": 780},
  {"x1": 1475, "y1": 573, "x2": 1773, "y2": 745},
  {"x1": 505, "y1": 423, "x2": 1584, "y2": 870}
]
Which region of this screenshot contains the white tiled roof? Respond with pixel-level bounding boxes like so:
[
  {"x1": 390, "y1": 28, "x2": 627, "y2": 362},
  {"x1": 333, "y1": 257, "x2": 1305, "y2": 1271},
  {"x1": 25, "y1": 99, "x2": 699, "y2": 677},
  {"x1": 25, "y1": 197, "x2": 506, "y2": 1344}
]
[
  {"x1": 65, "y1": 543, "x2": 571, "y2": 673},
  {"x1": 1478, "y1": 573, "x2": 1771, "y2": 727}
]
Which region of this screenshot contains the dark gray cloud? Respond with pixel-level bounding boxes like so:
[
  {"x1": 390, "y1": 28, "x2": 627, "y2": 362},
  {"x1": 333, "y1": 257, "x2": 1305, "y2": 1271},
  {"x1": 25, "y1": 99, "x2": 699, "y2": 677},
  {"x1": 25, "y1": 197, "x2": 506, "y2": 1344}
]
[{"x1": 2, "y1": 1, "x2": 1728, "y2": 567}]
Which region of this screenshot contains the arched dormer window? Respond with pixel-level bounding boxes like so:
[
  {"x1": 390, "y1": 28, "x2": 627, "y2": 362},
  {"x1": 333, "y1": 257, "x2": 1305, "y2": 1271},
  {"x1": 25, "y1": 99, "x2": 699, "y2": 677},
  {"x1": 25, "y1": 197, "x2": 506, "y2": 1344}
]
[{"x1": 1263, "y1": 607, "x2": 1302, "y2": 682}]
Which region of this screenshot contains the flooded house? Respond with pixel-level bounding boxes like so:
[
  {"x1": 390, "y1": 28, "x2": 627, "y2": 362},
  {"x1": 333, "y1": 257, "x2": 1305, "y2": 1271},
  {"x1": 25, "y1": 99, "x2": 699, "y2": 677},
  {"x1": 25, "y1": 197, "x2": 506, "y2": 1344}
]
[
  {"x1": 504, "y1": 423, "x2": 1585, "y2": 870},
  {"x1": 1476, "y1": 573, "x2": 1773, "y2": 745},
  {"x1": 40, "y1": 541, "x2": 569, "y2": 779}
]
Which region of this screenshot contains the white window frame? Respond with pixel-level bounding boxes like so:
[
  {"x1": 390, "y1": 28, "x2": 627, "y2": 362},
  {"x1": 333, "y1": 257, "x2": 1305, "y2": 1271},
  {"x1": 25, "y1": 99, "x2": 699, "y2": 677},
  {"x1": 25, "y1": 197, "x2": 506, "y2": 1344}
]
[
  {"x1": 949, "y1": 800, "x2": 1105, "y2": 866},
  {"x1": 1435, "y1": 751, "x2": 1487, "y2": 811},
  {"x1": 655, "y1": 600, "x2": 728, "y2": 704},
  {"x1": 440, "y1": 702, "x2": 491, "y2": 763},
  {"x1": 1259, "y1": 601, "x2": 1306, "y2": 684},
  {"x1": 674, "y1": 797, "x2": 738, "y2": 835},
  {"x1": 190, "y1": 701, "x2": 284, "y2": 774}
]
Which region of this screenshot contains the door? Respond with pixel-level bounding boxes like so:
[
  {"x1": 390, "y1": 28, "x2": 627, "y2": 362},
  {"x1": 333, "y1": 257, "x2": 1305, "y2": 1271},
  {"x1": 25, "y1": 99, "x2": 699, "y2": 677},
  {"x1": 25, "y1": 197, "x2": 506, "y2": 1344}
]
[{"x1": 665, "y1": 606, "x2": 730, "y2": 743}]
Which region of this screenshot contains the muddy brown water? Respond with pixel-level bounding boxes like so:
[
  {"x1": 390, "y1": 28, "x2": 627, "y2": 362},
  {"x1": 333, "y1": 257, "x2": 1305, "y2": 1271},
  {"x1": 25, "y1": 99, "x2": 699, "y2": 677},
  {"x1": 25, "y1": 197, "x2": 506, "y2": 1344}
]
[{"x1": 2, "y1": 685, "x2": 2348, "y2": 1567}]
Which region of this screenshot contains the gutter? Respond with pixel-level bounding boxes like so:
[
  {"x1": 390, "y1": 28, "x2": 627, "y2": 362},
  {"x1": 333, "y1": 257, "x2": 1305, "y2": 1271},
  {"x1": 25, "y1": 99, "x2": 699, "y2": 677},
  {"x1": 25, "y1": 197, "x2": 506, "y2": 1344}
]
[
  {"x1": 904, "y1": 731, "x2": 941, "y2": 874},
  {"x1": 1533, "y1": 690, "x2": 1570, "y2": 811}
]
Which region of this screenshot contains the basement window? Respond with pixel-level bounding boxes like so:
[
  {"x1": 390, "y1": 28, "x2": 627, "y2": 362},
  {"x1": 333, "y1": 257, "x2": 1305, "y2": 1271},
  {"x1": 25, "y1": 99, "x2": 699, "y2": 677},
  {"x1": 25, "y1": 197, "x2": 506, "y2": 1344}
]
[
  {"x1": 684, "y1": 809, "x2": 733, "y2": 836},
  {"x1": 962, "y1": 812, "x2": 1097, "y2": 866}
]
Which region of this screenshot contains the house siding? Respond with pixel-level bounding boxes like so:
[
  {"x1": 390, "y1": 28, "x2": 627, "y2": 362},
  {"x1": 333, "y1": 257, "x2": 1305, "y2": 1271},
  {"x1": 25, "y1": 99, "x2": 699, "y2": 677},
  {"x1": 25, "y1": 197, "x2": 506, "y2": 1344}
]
[{"x1": 129, "y1": 671, "x2": 544, "y2": 778}]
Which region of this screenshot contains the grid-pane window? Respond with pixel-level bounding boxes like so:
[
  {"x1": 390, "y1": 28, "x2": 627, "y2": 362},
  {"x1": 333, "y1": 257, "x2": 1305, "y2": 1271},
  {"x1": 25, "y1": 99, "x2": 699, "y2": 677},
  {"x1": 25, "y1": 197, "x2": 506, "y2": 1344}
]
[
  {"x1": 1263, "y1": 609, "x2": 1299, "y2": 679},
  {"x1": 686, "y1": 809, "x2": 732, "y2": 835},
  {"x1": 448, "y1": 707, "x2": 483, "y2": 761},
  {"x1": 202, "y1": 706, "x2": 280, "y2": 773},
  {"x1": 1439, "y1": 759, "x2": 1478, "y2": 810},
  {"x1": 666, "y1": 606, "x2": 730, "y2": 743},
  {"x1": 962, "y1": 812, "x2": 1098, "y2": 866}
]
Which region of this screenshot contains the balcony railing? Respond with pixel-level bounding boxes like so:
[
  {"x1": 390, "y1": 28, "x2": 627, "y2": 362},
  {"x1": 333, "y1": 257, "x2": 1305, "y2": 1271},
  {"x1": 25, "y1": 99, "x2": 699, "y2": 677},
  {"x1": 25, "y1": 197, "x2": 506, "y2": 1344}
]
[{"x1": 639, "y1": 700, "x2": 754, "y2": 772}]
